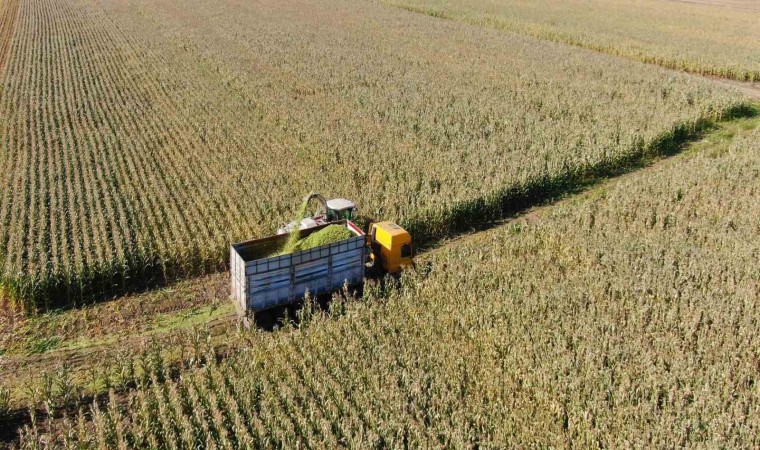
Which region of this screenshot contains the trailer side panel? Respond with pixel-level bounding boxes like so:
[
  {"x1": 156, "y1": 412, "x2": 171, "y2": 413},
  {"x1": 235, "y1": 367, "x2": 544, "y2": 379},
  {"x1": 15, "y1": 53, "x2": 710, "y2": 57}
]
[{"x1": 231, "y1": 221, "x2": 366, "y2": 313}]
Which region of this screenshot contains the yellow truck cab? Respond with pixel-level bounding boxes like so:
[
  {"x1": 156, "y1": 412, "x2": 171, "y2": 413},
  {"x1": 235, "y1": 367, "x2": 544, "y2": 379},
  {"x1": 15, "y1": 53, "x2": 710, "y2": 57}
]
[{"x1": 368, "y1": 221, "x2": 414, "y2": 274}]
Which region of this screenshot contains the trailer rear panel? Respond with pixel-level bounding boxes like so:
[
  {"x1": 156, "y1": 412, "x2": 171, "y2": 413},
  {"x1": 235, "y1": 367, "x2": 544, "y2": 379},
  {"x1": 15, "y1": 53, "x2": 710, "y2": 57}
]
[{"x1": 230, "y1": 221, "x2": 365, "y2": 313}]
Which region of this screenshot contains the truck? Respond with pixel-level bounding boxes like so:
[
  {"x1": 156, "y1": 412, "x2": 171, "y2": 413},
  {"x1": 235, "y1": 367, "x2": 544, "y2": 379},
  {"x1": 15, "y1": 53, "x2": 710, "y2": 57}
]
[{"x1": 230, "y1": 194, "x2": 413, "y2": 316}]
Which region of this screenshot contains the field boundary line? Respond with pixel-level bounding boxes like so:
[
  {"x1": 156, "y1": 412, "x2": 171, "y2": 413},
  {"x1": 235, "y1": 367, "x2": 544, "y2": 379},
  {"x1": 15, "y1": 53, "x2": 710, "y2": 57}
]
[{"x1": 384, "y1": 1, "x2": 760, "y2": 82}]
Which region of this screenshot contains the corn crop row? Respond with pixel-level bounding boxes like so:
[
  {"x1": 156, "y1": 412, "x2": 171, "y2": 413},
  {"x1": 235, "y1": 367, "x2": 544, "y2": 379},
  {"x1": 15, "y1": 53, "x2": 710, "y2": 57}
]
[{"x1": 0, "y1": 0, "x2": 18, "y2": 78}]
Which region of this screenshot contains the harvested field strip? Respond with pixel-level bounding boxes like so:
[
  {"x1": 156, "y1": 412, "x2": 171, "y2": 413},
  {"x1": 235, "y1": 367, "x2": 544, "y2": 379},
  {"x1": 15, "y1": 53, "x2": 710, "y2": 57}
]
[
  {"x1": 0, "y1": 273, "x2": 229, "y2": 358},
  {"x1": 0, "y1": 0, "x2": 748, "y2": 310}
]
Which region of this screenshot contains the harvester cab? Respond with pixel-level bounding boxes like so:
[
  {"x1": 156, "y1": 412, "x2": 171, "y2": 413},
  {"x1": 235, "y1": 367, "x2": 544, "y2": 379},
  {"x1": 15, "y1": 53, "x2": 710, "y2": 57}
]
[
  {"x1": 277, "y1": 193, "x2": 356, "y2": 234},
  {"x1": 325, "y1": 198, "x2": 356, "y2": 222}
]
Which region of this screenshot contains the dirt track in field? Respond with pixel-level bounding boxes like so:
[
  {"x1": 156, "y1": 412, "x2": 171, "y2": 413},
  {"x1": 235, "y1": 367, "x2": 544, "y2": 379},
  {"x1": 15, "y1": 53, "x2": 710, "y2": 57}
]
[
  {"x1": 662, "y1": 0, "x2": 760, "y2": 12},
  {"x1": 701, "y1": 76, "x2": 760, "y2": 100}
]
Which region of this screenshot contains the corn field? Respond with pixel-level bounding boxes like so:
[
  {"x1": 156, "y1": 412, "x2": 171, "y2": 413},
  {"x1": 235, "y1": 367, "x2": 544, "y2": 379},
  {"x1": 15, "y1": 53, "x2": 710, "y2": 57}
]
[
  {"x1": 385, "y1": 0, "x2": 760, "y2": 81},
  {"x1": 16, "y1": 119, "x2": 760, "y2": 448},
  {"x1": 0, "y1": 0, "x2": 749, "y2": 309},
  {"x1": 0, "y1": 0, "x2": 18, "y2": 76}
]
